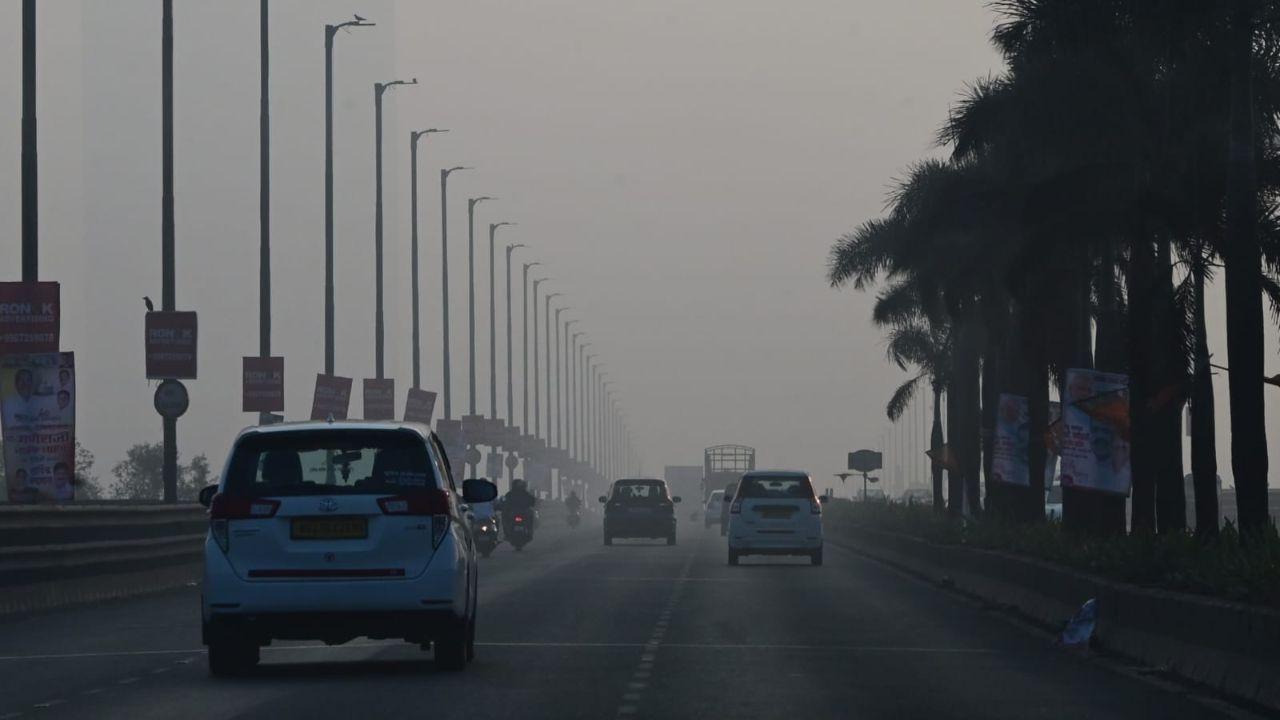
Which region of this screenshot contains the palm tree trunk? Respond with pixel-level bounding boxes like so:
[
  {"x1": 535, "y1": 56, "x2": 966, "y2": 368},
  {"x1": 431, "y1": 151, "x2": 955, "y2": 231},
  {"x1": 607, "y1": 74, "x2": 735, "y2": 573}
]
[
  {"x1": 981, "y1": 338, "x2": 1002, "y2": 517},
  {"x1": 1190, "y1": 253, "x2": 1219, "y2": 536},
  {"x1": 954, "y1": 318, "x2": 983, "y2": 517},
  {"x1": 1127, "y1": 234, "x2": 1157, "y2": 533},
  {"x1": 1224, "y1": 0, "x2": 1270, "y2": 535},
  {"x1": 946, "y1": 375, "x2": 964, "y2": 517},
  {"x1": 931, "y1": 384, "x2": 945, "y2": 514},
  {"x1": 1153, "y1": 236, "x2": 1187, "y2": 533}
]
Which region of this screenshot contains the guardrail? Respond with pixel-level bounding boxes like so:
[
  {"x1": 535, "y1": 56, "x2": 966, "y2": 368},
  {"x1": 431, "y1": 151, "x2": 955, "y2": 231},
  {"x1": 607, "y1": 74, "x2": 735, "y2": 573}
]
[{"x1": 0, "y1": 504, "x2": 207, "y2": 616}]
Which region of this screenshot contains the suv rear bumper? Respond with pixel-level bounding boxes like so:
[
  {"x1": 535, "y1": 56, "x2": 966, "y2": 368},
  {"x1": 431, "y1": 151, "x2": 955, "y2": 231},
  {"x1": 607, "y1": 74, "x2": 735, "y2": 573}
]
[
  {"x1": 604, "y1": 516, "x2": 676, "y2": 538},
  {"x1": 203, "y1": 609, "x2": 461, "y2": 645},
  {"x1": 728, "y1": 533, "x2": 822, "y2": 553}
]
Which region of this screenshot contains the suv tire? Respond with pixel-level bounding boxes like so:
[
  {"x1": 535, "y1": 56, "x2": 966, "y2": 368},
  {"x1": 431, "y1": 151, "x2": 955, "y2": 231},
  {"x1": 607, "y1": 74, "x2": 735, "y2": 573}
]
[
  {"x1": 435, "y1": 619, "x2": 468, "y2": 672},
  {"x1": 207, "y1": 633, "x2": 259, "y2": 677},
  {"x1": 810, "y1": 548, "x2": 823, "y2": 566},
  {"x1": 727, "y1": 549, "x2": 739, "y2": 566}
]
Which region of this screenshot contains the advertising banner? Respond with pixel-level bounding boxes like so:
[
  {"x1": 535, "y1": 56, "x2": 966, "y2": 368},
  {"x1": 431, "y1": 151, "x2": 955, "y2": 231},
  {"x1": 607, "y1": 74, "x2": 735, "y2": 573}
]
[
  {"x1": 242, "y1": 356, "x2": 284, "y2": 413},
  {"x1": 145, "y1": 311, "x2": 198, "y2": 379},
  {"x1": 1059, "y1": 368, "x2": 1131, "y2": 495},
  {"x1": 525, "y1": 460, "x2": 552, "y2": 495},
  {"x1": 2, "y1": 352, "x2": 75, "y2": 502},
  {"x1": 403, "y1": 388, "x2": 437, "y2": 424},
  {"x1": 991, "y1": 393, "x2": 1030, "y2": 487},
  {"x1": 310, "y1": 374, "x2": 352, "y2": 421},
  {"x1": 435, "y1": 419, "x2": 465, "y2": 476},
  {"x1": 362, "y1": 379, "x2": 395, "y2": 420},
  {"x1": 485, "y1": 452, "x2": 503, "y2": 480},
  {"x1": 1046, "y1": 401, "x2": 1061, "y2": 485},
  {"x1": 0, "y1": 282, "x2": 59, "y2": 357}
]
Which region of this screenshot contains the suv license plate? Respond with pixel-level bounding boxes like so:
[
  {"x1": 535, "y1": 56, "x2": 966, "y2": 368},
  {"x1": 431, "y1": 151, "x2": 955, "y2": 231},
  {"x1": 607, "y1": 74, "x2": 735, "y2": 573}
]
[{"x1": 291, "y1": 517, "x2": 368, "y2": 540}]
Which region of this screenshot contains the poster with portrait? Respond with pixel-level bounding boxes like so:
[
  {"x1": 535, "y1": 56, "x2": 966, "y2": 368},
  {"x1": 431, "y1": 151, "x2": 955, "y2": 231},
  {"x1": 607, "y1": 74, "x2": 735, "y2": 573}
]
[
  {"x1": 1, "y1": 352, "x2": 76, "y2": 502},
  {"x1": 1059, "y1": 368, "x2": 1131, "y2": 495},
  {"x1": 991, "y1": 393, "x2": 1030, "y2": 487}
]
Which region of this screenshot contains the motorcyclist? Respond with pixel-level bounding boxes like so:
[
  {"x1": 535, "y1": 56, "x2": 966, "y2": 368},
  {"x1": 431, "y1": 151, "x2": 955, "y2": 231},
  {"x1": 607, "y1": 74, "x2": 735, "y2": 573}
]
[
  {"x1": 565, "y1": 490, "x2": 583, "y2": 514},
  {"x1": 500, "y1": 479, "x2": 538, "y2": 531}
]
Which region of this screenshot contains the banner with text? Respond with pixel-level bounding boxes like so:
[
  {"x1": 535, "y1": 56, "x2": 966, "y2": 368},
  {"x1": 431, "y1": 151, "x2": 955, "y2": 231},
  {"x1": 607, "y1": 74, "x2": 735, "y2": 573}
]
[
  {"x1": 1060, "y1": 368, "x2": 1131, "y2": 495},
  {"x1": 991, "y1": 393, "x2": 1030, "y2": 487},
  {"x1": 0, "y1": 282, "x2": 59, "y2": 358},
  {"x1": 404, "y1": 388, "x2": 437, "y2": 424},
  {"x1": 145, "y1": 311, "x2": 198, "y2": 379},
  {"x1": 242, "y1": 356, "x2": 284, "y2": 413},
  {"x1": 1, "y1": 352, "x2": 75, "y2": 502},
  {"x1": 363, "y1": 379, "x2": 395, "y2": 420},
  {"x1": 310, "y1": 374, "x2": 352, "y2": 421}
]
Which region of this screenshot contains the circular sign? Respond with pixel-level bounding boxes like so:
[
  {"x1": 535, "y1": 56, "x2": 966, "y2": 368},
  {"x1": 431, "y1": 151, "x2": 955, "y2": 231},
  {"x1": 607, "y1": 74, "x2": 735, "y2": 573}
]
[
  {"x1": 464, "y1": 447, "x2": 482, "y2": 466},
  {"x1": 154, "y1": 379, "x2": 190, "y2": 419},
  {"x1": 505, "y1": 453, "x2": 520, "y2": 470}
]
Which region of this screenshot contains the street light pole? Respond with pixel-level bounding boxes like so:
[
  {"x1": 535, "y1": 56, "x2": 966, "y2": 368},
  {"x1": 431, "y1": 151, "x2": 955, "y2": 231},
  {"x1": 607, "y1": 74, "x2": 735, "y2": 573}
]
[
  {"x1": 490, "y1": 223, "x2": 516, "y2": 419},
  {"x1": 440, "y1": 166, "x2": 471, "y2": 419},
  {"x1": 161, "y1": 0, "x2": 176, "y2": 502},
  {"x1": 466, "y1": 197, "x2": 493, "y2": 416},
  {"x1": 324, "y1": 15, "x2": 373, "y2": 376},
  {"x1": 522, "y1": 263, "x2": 541, "y2": 434},
  {"x1": 505, "y1": 243, "x2": 525, "y2": 425},
  {"x1": 373, "y1": 78, "x2": 416, "y2": 379},
  {"x1": 409, "y1": 128, "x2": 447, "y2": 388},
  {"x1": 562, "y1": 320, "x2": 579, "y2": 450},
  {"x1": 258, "y1": 0, "x2": 269, "y2": 364},
  {"x1": 534, "y1": 283, "x2": 553, "y2": 439},
  {"x1": 22, "y1": 0, "x2": 36, "y2": 281}
]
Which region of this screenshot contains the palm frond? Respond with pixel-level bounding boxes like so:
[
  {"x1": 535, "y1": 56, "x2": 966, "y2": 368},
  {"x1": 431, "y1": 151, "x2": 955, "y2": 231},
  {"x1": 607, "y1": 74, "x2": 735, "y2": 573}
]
[{"x1": 886, "y1": 373, "x2": 926, "y2": 422}]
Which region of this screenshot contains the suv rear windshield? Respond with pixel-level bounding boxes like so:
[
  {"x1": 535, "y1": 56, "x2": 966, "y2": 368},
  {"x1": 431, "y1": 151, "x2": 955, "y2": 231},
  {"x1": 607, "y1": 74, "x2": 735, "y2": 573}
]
[
  {"x1": 738, "y1": 476, "x2": 814, "y2": 499},
  {"x1": 224, "y1": 430, "x2": 439, "y2": 497},
  {"x1": 611, "y1": 481, "x2": 668, "y2": 502}
]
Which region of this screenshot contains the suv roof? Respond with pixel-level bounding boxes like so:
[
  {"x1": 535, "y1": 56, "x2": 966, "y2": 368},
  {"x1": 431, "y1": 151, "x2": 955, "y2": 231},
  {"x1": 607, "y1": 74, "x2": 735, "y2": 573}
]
[
  {"x1": 237, "y1": 420, "x2": 434, "y2": 442},
  {"x1": 742, "y1": 469, "x2": 809, "y2": 478}
]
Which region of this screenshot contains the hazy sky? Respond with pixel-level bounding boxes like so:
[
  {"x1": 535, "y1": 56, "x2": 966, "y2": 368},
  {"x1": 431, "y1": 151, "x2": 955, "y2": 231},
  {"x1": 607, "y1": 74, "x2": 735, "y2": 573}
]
[{"x1": 0, "y1": 1, "x2": 1274, "y2": 493}]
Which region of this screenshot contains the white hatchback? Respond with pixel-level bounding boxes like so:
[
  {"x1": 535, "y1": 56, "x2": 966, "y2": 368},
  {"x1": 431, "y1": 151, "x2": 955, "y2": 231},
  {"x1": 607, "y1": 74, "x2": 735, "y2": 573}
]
[
  {"x1": 704, "y1": 489, "x2": 725, "y2": 528},
  {"x1": 726, "y1": 470, "x2": 823, "y2": 566},
  {"x1": 199, "y1": 421, "x2": 496, "y2": 675}
]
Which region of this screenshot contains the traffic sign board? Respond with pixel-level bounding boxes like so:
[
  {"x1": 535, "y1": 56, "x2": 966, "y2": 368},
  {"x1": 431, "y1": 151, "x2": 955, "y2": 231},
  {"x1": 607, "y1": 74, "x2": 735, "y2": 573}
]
[{"x1": 154, "y1": 379, "x2": 189, "y2": 419}]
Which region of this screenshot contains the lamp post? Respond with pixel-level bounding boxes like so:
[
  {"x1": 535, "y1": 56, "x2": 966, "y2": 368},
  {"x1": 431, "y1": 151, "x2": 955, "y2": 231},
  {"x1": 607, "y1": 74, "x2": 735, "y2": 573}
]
[
  {"x1": 534, "y1": 283, "x2": 554, "y2": 439},
  {"x1": 505, "y1": 243, "x2": 526, "y2": 425},
  {"x1": 562, "y1": 319, "x2": 579, "y2": 451},
  {"x1": 490, "y1": 223, "x2": 516, "y2": 419},
  {"x1": 372, "y1": 77, "x2": 417, "y2": 379},
  {"x1": 408, "y1": 128, "x2": 447, "y2": 388},
  {"x1": 522, "y1": 263, "x2": 542, "y2": 434},
  {"x1": 324, "y1": 14, "x2": 374, "y2": 375},
  {"x1": 584, "y1": 352, "x2": 596, "y2": 466},
  {"x1": 466, "y1": 197, "x2": 494, "y2": 416},
  {"x1": 571, "y1": 334, "x2": 587, "y2": 458},
  {"x1": 548, "y1": 301, "x2": 565, "y2": 445},
  {"x1": 161, "y1": 0, "x2": 176, "y2": 501},
  {"x1": 21, "y1": 0, "x2": 36, "y2": 281},
  {"x1": 440, "y1": 166, "x2": 471, "y2": 419}
]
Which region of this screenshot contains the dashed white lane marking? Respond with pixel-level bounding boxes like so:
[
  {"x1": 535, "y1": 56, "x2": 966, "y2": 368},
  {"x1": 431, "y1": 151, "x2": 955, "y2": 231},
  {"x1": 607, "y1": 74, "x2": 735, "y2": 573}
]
[
  {"x1": 0, "y1": 711, "x2": 25, "y2": 719},
  {"x1": 116, "y1": 677, "x2": 138, "y2": 685},
  {"x1": 615, "y1": 553, "x2": 695, "y2": 719},
  {"x1": 31, "y1": 700, "x2": 65, "y2": 709}
]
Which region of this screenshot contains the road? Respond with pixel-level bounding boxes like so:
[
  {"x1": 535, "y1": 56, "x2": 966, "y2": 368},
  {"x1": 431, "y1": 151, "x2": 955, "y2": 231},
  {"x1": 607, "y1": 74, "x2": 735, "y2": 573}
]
[{"x1": 0, "y1": 519, "x2": 1248, "y2": 720}]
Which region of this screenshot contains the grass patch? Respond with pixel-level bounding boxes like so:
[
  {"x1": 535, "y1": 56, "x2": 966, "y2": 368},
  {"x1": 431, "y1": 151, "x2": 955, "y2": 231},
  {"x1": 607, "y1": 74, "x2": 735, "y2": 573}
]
[{"x1": 824, "y1": 499, "x2": 1280, "y2": 607}]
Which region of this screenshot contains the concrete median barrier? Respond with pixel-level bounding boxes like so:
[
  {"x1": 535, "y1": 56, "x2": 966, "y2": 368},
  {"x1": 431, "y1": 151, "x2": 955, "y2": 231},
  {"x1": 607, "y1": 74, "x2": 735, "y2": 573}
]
[
  {"x1": 0, "y1": 504, "x2": 206, "y2": 616},
  {"x1": 830, "y1": 523, "x2": 1280, "y2": 713}
]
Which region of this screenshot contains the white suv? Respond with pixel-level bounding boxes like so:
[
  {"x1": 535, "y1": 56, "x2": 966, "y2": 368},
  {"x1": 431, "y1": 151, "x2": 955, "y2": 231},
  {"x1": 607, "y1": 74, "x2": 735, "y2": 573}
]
[
  {"x1": 726, "y1": 470, "x2": 823, "y2": 566},
  {"x1": 199, "y1": 421, "x2": 496, "y2": 676}
]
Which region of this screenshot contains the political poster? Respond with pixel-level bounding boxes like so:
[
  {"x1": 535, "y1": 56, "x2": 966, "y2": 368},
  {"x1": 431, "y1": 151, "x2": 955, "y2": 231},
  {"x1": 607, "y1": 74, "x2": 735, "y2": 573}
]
[
  {"x1": 1059, "y1": 368, "x2": 1131, "y2": 495},
  {"x1": 1, "y1": 352, "x2": 75, "y2": 503},
  {"x1": 485, "y1": 451, "x2": 503, "y2": 480},
  {"x1": 0, "y1": 282, "x2": 59, "y2": 357},
  {"x1": 242, "y1": 356, "x2": 284, "y2": 413},
  {"x1": 310, "y1": 374, "x2": 352, "y2": 421},
  {"x1": 403, "y1": 388, "x2": 437, "y2": 424},
  {"x1": 1046, "y1": 401, "x2": 1061, "y2": 485},
  {"x1": 991, "y1": 393, "x2": 1030, "y2": 487},
  {"x1": 363, "y1": 379, "x2": 395, "y2": 420},
  {"x1": 145, "y1": 311, "x2": 198, "y2": 379}
]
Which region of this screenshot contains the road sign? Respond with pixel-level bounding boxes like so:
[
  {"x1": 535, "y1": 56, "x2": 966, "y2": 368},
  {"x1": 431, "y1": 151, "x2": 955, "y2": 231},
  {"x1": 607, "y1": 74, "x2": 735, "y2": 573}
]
[
  {"x1": 242, "y1": 356, "x2": 284, "y2": 412},
  {"x1": 154, "y1": 379, "x2": 189, "y2": 419},
  {"x1": 404, "y1": 388, "x2": 437, "y2": 424},
  {"x1": 505, "y1": 453, "x2": 520, "y2": 470},
  {"x1": 465, "y1": 446, "x2": 482, "y2": 466},
  {"x1": 0, "y1": 281, "x2": 59, "y2": 357},
  {"x1": 145, "y1": 311, "x2": 198, "y2": 379},
  {"x1": 848, "y1": 449, "x2": 883, "y2": 473},
  {"x1": 486, "y1": 452, "x2": 503, "y2": 479}
]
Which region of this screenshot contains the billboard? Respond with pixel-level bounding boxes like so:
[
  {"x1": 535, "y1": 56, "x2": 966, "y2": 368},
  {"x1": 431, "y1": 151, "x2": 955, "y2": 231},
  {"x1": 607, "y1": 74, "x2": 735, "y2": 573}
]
[
  {"x1": 145, "y1": 311, "x2": 198, "y2": 379},
  {"x1": 0, "y1": 282, "x2": 59, "y2": 357},
  {"x1": 363, "y1": 379, "x2": 395, "y2": 420},
  {"x1": 991, "y1": 393, "x2": 1029, "y2": 486},
  {"x1": 242, "y1": 356, "x2": 284, "y2": 413},
  {"x1": 1059, "y1": 368, "x2": 1131, "y2": 495},
  {"x1": 310, "y1": 374, "x2": 352, "y2": 421},
  {"x1": 404, "y1": 388, "x2": 437, "y2": 424},
  {"x1": 1, "y1": 352, "x2": 75, "y2": 502}
]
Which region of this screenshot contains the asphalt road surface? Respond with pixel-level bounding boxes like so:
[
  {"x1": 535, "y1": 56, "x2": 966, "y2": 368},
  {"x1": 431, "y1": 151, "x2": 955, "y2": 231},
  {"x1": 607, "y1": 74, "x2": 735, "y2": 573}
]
[{"x1": 0, "y1": 519, "x2": 1254, "y2": 720}]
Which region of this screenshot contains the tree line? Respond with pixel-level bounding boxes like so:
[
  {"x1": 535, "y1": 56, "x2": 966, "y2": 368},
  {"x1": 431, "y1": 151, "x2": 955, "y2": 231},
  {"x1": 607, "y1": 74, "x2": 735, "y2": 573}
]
[{"x1": 828, "y1": 0, "x2": 1279, "y2": 537}]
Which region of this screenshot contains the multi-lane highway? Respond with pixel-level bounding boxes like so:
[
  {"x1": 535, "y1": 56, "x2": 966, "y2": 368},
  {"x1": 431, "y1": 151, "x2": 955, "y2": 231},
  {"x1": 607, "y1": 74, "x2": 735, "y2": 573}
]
[{"x1": 0, "y1": 520, "x2": 1248, "y2": 719}]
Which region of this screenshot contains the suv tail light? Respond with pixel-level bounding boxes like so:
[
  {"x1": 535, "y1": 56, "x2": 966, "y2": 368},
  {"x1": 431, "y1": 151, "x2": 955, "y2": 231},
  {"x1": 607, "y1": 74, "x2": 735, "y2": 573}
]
[
  {"x1": 730, "y1": 497, "x2": 742, "y2": 514},
  {"x1": 209, "y1": 495, "x2": 280, "y2": 553},
  {"x1": 379, "y1": 490, "x2": 452, "y2": 548},
  {"x1": 810, "y1": 498, "x2": 822, "y2": 514}
]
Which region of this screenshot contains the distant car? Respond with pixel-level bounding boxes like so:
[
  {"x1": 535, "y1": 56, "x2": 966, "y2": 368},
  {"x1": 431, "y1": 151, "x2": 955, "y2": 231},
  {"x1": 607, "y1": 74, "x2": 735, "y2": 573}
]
[
  {"x1": 600, "y1": 478, "x2": 681, "y2": 545},
  {"x1": 720, "y1": 482, "x2": 738, "y2": 536},
  {"x1": 704, "y1": 489, "x2": 726, "y2": 528},
  {"x1": 200, "y1": 421, "x2": 497, "y2": 676},
  {"x1": 900, "y1": 487, "x2": 932, "y2": 505},
  {"x1": 727, "y1": 470, "x2": 823, "y2": 566}
]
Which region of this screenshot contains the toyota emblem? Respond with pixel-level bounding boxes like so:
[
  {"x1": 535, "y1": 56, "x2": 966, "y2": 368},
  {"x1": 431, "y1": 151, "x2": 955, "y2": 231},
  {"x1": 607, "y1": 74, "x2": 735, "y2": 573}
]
[{"x1": 317, "y1": 498, "x2": 339, "y2": 513}]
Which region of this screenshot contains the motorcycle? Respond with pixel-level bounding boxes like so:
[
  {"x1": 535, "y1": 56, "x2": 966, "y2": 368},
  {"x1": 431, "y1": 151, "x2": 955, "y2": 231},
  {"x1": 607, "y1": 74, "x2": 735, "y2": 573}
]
[
  {"x1": 506, "y1": 512, "x2": 534, "y2": 551},
  {"x1": 566, "y1": 507, "x2": 582, "y2": 528},
  {"x1": 474, "y1": 517, "x2": 500, "y2": 558}
]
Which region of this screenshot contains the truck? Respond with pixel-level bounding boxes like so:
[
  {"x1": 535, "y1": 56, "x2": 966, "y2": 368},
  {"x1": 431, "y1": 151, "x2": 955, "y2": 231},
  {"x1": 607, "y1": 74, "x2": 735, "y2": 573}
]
[{"x1": 703, "y1": 444, "x2": 756, "y2": 503}]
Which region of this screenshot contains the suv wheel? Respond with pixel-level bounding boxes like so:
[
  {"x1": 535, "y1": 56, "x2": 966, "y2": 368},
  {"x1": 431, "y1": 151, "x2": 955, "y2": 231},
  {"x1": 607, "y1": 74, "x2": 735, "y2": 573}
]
[
  {"x1": 810, "y1": 548, "x2": 823, "y2": 566},
  {"x1": 207, "y1": 634, "x2": 259, "y2": 677},
  {"x1": 666, "y1": 532, "x2": 676, "y2": 546},
  {"x1": 435, "y1": 619, "x2": 468, "y2": 672},
  {"x1": 603, "y1": 533, "x2": 613, "y2": 546},
  {"x1": 727, "y1": 549, "x2": 739, "y2": 566}
]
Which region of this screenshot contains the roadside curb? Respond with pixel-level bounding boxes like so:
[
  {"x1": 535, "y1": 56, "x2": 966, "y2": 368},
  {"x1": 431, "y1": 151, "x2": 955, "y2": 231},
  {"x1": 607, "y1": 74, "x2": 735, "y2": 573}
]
[{"x1": 827, "y1": 525, "x2": 1280, "y2": 714}]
